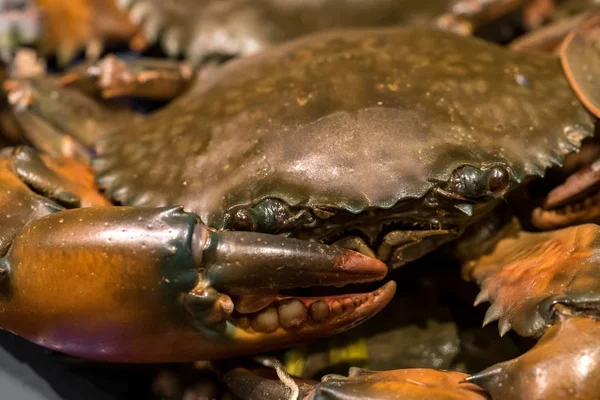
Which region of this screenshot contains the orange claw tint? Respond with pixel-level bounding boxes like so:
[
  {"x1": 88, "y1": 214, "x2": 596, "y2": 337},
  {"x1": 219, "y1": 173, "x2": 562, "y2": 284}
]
[
  {"x1": 0, "y1": 204, "x2": 394, "y2": 363},
  {"x1": 40, "y1": 155, "x2": 111, "y2": 207},
  {"x1": 463, "y1": 224, "x2": 600, "y2": 338},
  {"x1": 306, "y1": 368, "x2": 489, "y2": 400},
  {"x1": 0, "y1": 157, "x2": 61, "y2": 254},
  {"x1": 466, "y1": 315, "x2": 600, "y2": 400}
]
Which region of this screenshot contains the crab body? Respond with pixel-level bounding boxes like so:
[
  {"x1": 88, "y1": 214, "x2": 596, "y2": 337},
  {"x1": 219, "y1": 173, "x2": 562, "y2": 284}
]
[{"x1": 93, "y1": 27, "x2": 594, "y2": 266}]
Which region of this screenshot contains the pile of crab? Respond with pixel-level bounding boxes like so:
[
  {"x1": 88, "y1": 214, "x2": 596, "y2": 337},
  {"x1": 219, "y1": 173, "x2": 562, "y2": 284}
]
[{"x1": 1, "y1": 0, "x2": 600, "y2": 399}]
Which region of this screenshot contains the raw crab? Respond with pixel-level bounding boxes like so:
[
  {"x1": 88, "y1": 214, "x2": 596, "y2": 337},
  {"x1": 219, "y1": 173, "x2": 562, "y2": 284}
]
[{"x1": 2, "y1": 18, "x2": 600, "y2": 400}]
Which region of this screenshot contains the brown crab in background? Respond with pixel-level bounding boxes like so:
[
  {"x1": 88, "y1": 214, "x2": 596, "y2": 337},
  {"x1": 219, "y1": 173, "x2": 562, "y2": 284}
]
[
  {"x1": 0, "y1": 0, "x2": 562, "y2": 69},
  {"x1": 115, "y1": 0, "x2": 558, "y2": 64}
]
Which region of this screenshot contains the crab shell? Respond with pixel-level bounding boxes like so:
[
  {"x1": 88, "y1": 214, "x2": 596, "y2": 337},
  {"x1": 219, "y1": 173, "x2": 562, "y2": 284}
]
[{"x1": 94, "y1": 27, "x2": 594, "y2": 233}]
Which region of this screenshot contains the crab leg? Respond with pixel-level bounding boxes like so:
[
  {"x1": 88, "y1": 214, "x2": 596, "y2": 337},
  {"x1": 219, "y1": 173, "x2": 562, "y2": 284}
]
[
  {"x1": 509, "y1": 12, "x2": 585, "y2": 52},
  {"x1": 437, "y1": 0, "x2": 554, "y2": 35},
  {"x1": 466, "y1": 312, "x2": 600, "y2": 399},
  {"x1": 462, "y1": 222, "x2": 600, "y2": 399},
  {"x1": 61, "y1": 54, "x2": 198, "y2": 100},
  {"x1": 220, "y1": 363, "x2": 489, "y2": 400}
]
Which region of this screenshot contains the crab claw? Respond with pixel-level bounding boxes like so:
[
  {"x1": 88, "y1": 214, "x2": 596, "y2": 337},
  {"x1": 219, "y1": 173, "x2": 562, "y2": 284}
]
[
  {"x1": 194, "y1": 224, "x2": 388, "y2": 295},
  {"x1": 0, "y1": 206, "x2": 393, "y2": 362},
  {"x1": 465, "y1": 313, "x2": 600, "y2": 400}
]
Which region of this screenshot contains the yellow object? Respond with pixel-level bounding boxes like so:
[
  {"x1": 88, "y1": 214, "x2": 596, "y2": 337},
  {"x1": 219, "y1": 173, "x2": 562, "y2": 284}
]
[
  {"x1": 285, "y1": 345, "x2": 307, "y2": 377},
  {"x1": 328, "y1": 330, "x2": 369, "y2": 369}
]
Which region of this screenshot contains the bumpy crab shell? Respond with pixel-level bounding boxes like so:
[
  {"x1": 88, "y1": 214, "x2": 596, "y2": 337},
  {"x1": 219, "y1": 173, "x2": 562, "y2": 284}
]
[
  {"x1": 94, "y1": 27, "x2": 594, "y2": 230},
  {"x1": 116, "y1": 0, "x2": 454, "y2": 61}
]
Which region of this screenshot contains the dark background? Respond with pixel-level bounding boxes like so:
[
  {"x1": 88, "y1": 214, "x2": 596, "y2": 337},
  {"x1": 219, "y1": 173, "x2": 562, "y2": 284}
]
[{"x1": 0, "y1": 331, "x2": 157, "y2": 399}]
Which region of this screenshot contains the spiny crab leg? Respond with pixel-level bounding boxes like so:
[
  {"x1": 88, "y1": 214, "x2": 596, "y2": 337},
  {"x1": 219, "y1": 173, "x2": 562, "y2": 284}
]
[
  {"x1": 462, "y1": 222, "x2": 600, "y2": 399},
  {"x1": 0, "y1": 177, "x2": 393, "y2": 362},
  {"x1": 3, "y1": 75, "x2": 143, "y2": 161}
]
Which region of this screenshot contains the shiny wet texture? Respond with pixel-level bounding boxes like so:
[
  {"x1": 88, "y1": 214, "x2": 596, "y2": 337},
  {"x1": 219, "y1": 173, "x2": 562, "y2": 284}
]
[
  {"x1": 0, "y1": 204, "x2": 394, "y2": 362},
  {"x1": 94, "y1": 27, "x2": 593, "y2": 229},
  {"x1": 467, "y1": 315, "x2": 600, "y2": 400},
  {"x1": 0, "y1": 155, "x2": 61, "y2": 255},
  {"x1": 1, "y1": 3, "x2": 600, "y2": 399},
  {"x1": 306, "y1": 368, "x2": 489, "y2": 400}
]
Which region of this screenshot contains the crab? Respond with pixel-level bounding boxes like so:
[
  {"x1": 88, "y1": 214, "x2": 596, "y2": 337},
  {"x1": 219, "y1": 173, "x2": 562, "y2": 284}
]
[
  {"x1": 2, "y1": 18, "x2": 600, "y2": 400},
  {"x1": 114, "y1": 0, "x2": 558, "y2": 64}
]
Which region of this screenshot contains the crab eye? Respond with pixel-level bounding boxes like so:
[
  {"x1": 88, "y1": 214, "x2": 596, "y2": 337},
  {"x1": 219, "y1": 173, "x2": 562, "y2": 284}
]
[
  {"x1": 226, "y1": 199, "x2": 290, "y2": 233},
  {"x1": 448, "y1": 166, "x2": 485, "y2": 198},
  {"x1": 447, "y1": 165, "x2": 511, "y2": 199},
  {"x1": 229, "y1": 208, "x2": 258, "y2": 231},
  {"x1": 485, "y1": 166, "x2": 510, "y2": 195}
]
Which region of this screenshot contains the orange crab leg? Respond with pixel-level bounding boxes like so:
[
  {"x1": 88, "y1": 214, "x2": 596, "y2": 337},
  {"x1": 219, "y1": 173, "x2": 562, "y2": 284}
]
[
  {"x1": 221, "y1": 364, "x2": 489, "y2": 400},
  {"x1": 466, "y1": 313, "x2": 600, "y2": 400}
]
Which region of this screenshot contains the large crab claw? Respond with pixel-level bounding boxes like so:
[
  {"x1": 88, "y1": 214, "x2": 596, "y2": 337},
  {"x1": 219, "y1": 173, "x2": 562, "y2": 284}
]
[{"x1": 0, "y1": 205, "x2": 393, "y2": 363}]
